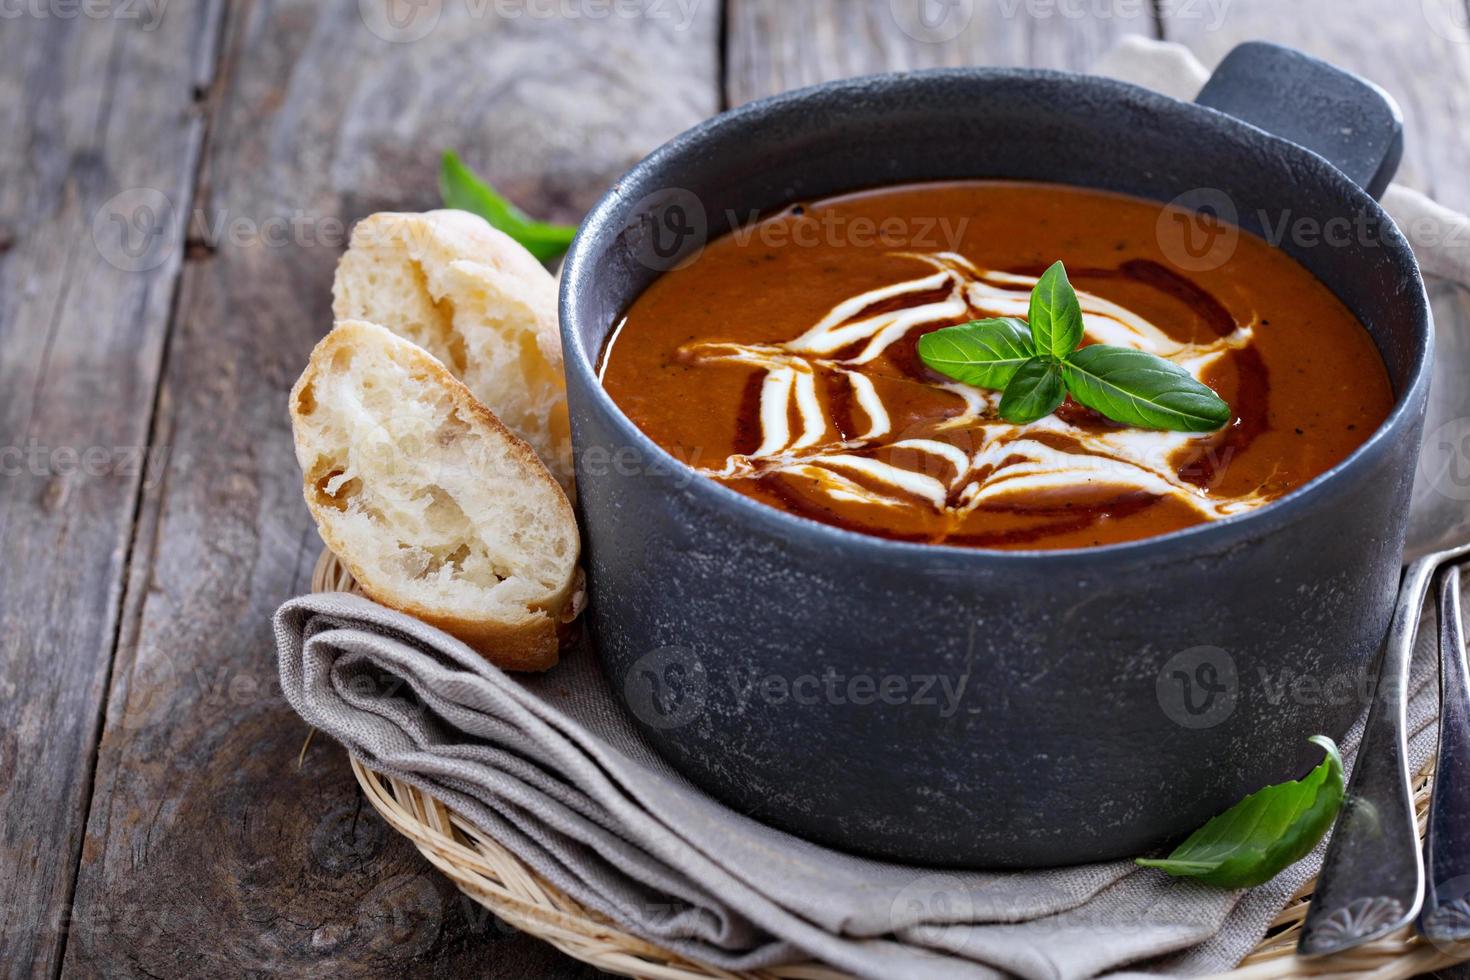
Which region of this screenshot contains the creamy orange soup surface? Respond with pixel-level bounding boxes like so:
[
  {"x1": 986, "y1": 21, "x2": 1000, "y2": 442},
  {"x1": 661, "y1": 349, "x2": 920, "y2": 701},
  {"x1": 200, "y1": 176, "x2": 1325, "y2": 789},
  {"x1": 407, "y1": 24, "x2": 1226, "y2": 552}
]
[{"x1": 599, "y1": 181, "x2": 1393, "y2": 550}]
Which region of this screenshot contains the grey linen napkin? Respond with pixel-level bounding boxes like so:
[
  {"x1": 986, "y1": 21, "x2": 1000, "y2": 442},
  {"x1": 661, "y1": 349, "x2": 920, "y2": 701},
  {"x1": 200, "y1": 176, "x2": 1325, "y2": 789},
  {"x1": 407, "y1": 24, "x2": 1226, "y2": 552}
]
[{"x1": 275, "y1": 591, "x2": 1442, "y2": 980}]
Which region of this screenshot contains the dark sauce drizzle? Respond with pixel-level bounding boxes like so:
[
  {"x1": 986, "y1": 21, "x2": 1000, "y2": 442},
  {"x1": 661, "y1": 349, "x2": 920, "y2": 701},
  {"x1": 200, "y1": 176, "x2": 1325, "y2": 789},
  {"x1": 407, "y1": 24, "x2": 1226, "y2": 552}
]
[{"x1": 734, "y1": 259, "x2": 1268, "y2": 543}]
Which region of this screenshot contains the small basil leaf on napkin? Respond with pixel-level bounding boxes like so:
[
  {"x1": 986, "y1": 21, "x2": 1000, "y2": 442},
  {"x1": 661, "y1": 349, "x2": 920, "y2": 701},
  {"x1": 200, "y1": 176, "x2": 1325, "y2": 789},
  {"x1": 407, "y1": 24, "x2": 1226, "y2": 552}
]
[
  {"x1": 1062, "y1": 344, "x2": 1233, "y2": 432},
  {"x1": 998, "y1": 358, "x2": 1066, "y2": 424},
  {"x1": 1027, "y1": 260, "x2": 1085, "y2": 359},
  {"x1": 439, "y1": 150, "x2": 578, "y2": 262},
  {"x1": 1136, "y1": 735, "x2": 1345, "y2": 889},
  {"x1": 917, "y1": 317, "x2": 1037, "y2": 390}
]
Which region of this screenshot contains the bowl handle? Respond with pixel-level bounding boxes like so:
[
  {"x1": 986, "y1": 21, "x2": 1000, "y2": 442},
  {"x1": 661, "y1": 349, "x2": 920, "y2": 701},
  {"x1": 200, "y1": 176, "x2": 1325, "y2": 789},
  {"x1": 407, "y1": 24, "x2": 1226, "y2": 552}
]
[{"x1": 1195, "y1": 41, "x2": 1403, "y2": 199}]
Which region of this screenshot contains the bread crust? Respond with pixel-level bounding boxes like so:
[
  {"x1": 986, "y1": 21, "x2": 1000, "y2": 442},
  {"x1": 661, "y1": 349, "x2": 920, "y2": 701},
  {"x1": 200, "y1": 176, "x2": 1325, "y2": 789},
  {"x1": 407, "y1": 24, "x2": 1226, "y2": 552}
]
[
  {"x1": 290, "y1": 319, "x2": 578, "y2": 672},
  {"x1": 353, "y1": 580, "x2": 561, "y2": 672},
  {"x1": 332, "y1": 209, "x2": 571, "y2": 484}
]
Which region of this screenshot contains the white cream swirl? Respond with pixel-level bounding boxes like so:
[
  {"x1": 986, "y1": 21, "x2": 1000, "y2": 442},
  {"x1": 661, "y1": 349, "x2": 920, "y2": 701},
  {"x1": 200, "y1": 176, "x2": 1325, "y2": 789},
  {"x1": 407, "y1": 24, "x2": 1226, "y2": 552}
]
[{"x1": 684, "y1": 252, "x2": 1267, "y2": 522}]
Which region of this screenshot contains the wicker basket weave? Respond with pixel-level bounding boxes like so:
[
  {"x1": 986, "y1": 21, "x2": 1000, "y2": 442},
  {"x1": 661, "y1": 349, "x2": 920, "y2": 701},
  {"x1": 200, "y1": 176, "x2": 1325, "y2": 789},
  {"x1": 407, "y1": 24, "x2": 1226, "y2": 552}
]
[{"x1": 312, "y1": 550, "x2": 1469, "y2": 979}]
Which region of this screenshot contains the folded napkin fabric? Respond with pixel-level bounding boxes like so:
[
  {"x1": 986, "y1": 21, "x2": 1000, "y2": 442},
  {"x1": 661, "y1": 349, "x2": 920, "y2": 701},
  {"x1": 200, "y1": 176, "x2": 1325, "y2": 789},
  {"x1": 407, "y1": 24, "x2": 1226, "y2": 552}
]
[{"x1": 276, "y1": 591, "x2": 1441, "y2": 980}]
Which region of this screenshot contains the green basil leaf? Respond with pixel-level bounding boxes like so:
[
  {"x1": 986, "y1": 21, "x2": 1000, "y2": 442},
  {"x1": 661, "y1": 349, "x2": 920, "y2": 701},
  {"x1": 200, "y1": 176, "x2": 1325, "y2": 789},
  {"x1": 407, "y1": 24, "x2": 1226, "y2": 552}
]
[
  {"x1": 997, "y1": 358, "x2": 1066, "y2": 424},
  {"x1": 917, "y1": 318, "x2": 1037, "y2": 390},
  {"x1": 439, "y1": 150, "x2": 578, "y2": 262},
  {"x1": 1137, "y1": 736, "x2": 1345, "y2": 889},
  {"x1": 1062, "y1": 344, "x2": 1232, "y2": 432},
  {"x1": 1027, "y1": 260, "x2": 1085, "y2": 359}
]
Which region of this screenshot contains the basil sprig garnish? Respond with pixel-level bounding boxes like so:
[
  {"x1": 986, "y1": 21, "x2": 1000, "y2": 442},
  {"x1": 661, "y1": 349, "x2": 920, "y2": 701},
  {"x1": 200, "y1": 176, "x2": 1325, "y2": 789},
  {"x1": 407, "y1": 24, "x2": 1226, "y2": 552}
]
[
  {"x1": 439, "y1": 150, "x2": 578, "y2": 262},
  {"x1": 917, "y1": 261, "x2": 1231, "y2": 431},
  {"x1": 1136, "y1": 736, "x2": 1345, "y2": 889}
]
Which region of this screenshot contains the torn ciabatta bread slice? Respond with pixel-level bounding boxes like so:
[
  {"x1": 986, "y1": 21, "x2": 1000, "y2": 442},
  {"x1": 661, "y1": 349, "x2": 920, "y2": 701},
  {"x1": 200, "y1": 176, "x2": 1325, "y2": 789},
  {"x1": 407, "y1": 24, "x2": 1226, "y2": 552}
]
[
  {"x1": 331, "y1": 209, "x2": 572, "y2": 487},
  {"x1": 290, "y1": 319, "x2": 579, "y2": 671}
]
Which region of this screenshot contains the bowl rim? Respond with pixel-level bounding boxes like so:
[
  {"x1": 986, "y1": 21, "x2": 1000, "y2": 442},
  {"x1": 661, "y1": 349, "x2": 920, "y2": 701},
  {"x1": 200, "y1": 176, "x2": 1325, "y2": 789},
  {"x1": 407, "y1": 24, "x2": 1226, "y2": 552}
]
[{"x1": 559, "y1": 66, "x2": 1433, "y2": 569}]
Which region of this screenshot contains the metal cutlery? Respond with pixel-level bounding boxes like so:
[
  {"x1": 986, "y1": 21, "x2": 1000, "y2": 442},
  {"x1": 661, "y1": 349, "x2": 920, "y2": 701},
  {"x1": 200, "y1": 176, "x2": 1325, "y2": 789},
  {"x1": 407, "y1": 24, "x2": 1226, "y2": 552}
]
[
  {"x1": 1419, "y1": 563, "x2": 1470, "y2": 945},
  {"x1": 1297, "y1": 550, "x2": 1448, "y2": 955}
]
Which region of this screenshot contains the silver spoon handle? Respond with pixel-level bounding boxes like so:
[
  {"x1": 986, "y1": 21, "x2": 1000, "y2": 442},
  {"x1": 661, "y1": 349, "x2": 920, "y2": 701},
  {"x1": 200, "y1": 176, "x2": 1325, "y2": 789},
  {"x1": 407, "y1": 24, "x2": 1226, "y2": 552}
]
[
  {"x1": 1299, "y1": 555, "x2": 1434, "y2": 956},
  {"x1": 1420, "y1": 564, "x2": 1470, "y2": 943}
]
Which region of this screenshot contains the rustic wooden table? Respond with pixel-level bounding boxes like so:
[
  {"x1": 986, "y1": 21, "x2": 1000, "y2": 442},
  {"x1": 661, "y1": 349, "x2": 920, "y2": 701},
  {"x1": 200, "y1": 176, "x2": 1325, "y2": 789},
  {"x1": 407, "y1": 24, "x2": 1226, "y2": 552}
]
[{"x1": 4, "y1": 1, "x2": 1469, "y2": 976}]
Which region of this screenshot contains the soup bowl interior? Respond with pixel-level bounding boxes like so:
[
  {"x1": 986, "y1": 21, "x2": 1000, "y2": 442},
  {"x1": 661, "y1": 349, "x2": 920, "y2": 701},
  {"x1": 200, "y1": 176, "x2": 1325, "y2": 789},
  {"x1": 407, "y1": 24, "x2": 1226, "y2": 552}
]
[
  {"x1": 559, "y1": 68, "x2": 1431, "y2": 866},
  {"x1": 567, "y1": 70, "x2": 1426, "y2": 402}
]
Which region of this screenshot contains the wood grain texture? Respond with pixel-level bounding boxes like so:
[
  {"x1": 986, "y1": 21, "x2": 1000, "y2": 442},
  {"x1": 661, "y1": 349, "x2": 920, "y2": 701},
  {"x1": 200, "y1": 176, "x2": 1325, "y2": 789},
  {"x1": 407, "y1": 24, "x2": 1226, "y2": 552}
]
[
  {"x1": 61, "y1": 1, "x2": 717, "y2": 976},
  {"x1": 726, "y1": 0, "x2": 1154, "y2": 104},
  {"x1": 1162, "y1": 0, "x2": 1470, "y2": 210},
  {"x1": 0, "y1": 6, "x2": 224, "y2": 978}
]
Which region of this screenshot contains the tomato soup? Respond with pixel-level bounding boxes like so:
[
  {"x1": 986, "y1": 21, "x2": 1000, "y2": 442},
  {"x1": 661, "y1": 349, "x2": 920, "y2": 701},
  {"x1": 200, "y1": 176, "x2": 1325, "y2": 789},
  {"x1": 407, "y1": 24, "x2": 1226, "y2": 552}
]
[{"x1": 598, "y1": 182, "x2": 1393, "y2": 550}]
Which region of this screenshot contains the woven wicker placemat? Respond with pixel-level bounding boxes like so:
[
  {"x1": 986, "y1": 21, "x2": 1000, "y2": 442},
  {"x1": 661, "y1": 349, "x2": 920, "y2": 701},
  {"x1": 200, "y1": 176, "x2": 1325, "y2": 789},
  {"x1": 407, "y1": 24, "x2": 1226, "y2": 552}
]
[{"x1": 311, "y1": 549, "x2": 1470, "y2": 979}]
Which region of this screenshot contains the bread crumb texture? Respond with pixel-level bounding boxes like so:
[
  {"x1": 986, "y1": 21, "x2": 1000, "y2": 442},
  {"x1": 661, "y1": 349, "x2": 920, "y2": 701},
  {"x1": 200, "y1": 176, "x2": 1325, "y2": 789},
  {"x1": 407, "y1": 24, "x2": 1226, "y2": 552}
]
[
  {"x1": 291, "y1": 319, "x2": 578, "y2": 670},
  {"x1": 333, "y1": 210, "x2": 572, "y2": 487}
]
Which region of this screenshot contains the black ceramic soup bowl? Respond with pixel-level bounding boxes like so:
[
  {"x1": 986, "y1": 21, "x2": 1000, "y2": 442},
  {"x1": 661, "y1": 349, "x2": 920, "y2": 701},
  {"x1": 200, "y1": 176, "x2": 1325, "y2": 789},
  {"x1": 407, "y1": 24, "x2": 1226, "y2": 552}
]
[{"x1": 559, "y1": 43, "x2": 1432, "y2": 867}]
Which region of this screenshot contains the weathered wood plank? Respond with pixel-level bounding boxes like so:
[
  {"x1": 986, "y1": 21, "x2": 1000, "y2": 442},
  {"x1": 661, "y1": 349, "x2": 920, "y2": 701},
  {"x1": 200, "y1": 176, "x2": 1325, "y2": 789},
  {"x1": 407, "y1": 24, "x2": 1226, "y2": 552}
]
[
  {"x1": 0, "y1": 6, "x2": 224, "y2": 977},
  {"x1": 62, "y1": 1, "x2": 718, "y2": 976},
  {"x1": 726, "y1": 0, "x2": 1154, "y2": 105},
  {"x1": 1162, "y1": 0, "x2": 1470, "y2": 210},
  {"x1": 1020, "y1": 0, "x2": 1158, "y2": 72}
]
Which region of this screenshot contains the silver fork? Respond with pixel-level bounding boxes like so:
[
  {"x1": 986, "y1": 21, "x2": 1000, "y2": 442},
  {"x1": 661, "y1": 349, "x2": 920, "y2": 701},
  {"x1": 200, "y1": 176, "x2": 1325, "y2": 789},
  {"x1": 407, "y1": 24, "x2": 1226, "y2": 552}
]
[
  {"x1": 1298, "y1": 549, "x2": 1459, "y2": 955},
  {"x1": 1419, "y1": 562, "x2": 1470, "y2": 944}
]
